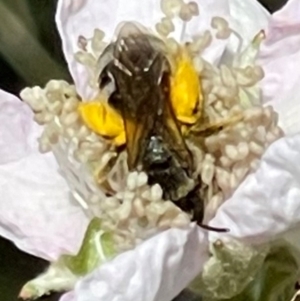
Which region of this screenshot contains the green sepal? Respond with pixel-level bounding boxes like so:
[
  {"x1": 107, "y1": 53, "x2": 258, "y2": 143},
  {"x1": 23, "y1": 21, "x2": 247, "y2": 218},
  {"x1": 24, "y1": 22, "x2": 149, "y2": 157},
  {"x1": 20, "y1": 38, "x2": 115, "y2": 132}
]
[{"x1": 61, "y1": 217, "x2": 115, "y2": 276}]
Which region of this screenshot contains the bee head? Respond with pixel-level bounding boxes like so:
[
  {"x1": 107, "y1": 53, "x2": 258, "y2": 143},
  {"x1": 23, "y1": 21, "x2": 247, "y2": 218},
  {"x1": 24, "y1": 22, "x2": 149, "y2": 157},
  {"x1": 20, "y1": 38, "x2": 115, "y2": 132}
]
[{"x1": 98, "y1": 23, "x2": 171, "y2": 106}]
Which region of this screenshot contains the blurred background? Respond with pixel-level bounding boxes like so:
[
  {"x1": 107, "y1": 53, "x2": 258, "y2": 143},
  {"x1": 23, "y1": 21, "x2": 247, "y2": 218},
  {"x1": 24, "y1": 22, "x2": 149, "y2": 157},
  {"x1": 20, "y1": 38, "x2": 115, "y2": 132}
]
[{"x1": 0, "y1": 0, "x2": 289, "y2": 301}]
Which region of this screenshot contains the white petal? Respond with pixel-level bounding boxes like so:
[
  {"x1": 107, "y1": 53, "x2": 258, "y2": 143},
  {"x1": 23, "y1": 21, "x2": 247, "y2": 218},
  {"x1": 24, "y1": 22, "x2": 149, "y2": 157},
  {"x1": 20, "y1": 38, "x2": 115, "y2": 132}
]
[
  {"x1": 181, "y1": 2, "x2": 229, "y2": 65},
  {"x1": 220, "y1": 0, "x2": 270, "y2": 65},
  {"x1": 55, "y1": 0, "x2": 235, "y2": 99},
  {"x1": 64, "y1": 225, "x2": 208, "y2": 301},
  {"x1": 258, "y1": 0, "x2": 300, "y2": 134},
  {"x1": 229, "y1": 0, "x2": 270, "y2": 43},
  {"x1": 0, "y1": 91, "x2": 89, "y2": 261},
  {"x1": 209, "y1": 134, "x2": 300, "y2": 245}
]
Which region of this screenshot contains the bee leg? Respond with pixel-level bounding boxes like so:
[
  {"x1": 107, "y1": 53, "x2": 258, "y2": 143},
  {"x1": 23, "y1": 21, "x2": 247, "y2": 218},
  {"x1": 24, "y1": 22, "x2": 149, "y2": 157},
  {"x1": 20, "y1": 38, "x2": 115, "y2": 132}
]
[
  {"x1": 189, "y1": 113, "x2": 244, "y2": 137},
  {"x1": 174, "y1": 185, "x2": 202, "y2": 221},
  {"x1": 189, "y1": 190, "x2": 204, "y2": 223},
  {"x1": 197, "y1": 223, "x2": 229, "y2": 232},
  {"x1": 187, "y1": 187, "x2": 229, "y2": 232},
  {"x1": 193, "y1": 196, "x2": 229, "y2": 232}
]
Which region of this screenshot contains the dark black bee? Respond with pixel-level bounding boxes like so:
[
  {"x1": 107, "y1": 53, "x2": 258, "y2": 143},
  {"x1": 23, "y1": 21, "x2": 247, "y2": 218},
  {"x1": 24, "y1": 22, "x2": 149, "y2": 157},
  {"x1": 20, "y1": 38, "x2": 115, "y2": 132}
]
[{"x1": 98, "y1": 22, "x2": 227, "y2": 232}]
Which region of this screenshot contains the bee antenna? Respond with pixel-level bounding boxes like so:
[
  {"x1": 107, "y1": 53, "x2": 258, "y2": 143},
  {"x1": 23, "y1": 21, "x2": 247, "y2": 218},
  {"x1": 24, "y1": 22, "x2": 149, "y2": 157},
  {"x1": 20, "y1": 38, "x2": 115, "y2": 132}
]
[{"x1": 198, "y1": 223, "x2": 229, "y2": 233}]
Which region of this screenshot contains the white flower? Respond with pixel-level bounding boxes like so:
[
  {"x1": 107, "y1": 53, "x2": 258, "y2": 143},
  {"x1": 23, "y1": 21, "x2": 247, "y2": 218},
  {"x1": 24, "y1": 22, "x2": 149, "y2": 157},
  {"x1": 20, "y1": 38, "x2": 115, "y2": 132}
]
[{"x1": 1, "y1": 0, "x2": 300, "y2": 301}]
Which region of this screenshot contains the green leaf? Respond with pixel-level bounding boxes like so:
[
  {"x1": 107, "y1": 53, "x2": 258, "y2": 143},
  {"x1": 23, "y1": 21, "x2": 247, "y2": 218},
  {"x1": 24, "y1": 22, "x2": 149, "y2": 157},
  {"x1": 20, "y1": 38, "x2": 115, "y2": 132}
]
[
  {"x1": 61, "y1": 218, "x2": 115, "y2": 276},
  {"x1": 220, "y1": 242, "x2": 300, "y2": 301},
  {"x1": 189, "y1": 240, "x2": 269, "y2": 300},
  {"x1": 188, "y1": 240, "x2": 300, "y2": 301}
]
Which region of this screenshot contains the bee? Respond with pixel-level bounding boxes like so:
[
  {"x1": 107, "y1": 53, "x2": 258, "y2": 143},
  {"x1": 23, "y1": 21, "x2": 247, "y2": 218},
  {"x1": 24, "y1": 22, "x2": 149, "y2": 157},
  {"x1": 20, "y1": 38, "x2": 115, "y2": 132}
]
[{"x1": 98, "y1": 22, "x2": 227, "y2": 232}]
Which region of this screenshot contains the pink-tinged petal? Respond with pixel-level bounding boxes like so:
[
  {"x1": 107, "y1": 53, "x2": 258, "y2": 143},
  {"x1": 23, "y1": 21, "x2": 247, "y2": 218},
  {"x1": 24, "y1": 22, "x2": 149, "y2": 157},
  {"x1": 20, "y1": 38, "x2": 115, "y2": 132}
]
[
  {"x1": 0, "y1": 91, "x2": 89, "y2": 261},
  {"x1": 60, "y1": 291, "x2": 76, "y2": 301},
  {"x1": 55, "y1": 0, "x2": 235, "y2": 99},
  {"x1": 209, "y1": 134, "x2": 300, "y2": 245},
  {"x1": 258, "y1": 0, "x2": 300, "y2": 134},
  {"x1": 0, "y1": 90, "x2": 40, "y2": 164},
  {"x1": 62, "y1": 225, "x2": 208, "y2": 301},
  {"x1": 270, "y1": 0, "x2": 300, "y2": 23}
]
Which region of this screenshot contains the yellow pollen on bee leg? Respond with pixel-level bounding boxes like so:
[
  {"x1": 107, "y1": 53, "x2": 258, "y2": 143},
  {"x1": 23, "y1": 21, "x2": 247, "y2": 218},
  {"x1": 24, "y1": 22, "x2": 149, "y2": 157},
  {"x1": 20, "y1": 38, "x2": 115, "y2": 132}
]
[
  {"x1": 114, "y1": 131, "x2": 126, "y2": 146},
  {"x1": 170, "y1": 47, "x2": 203, "y2": 125},
  {"x1": 78, "y1": 100, "x2": 126, "y2": 145}
]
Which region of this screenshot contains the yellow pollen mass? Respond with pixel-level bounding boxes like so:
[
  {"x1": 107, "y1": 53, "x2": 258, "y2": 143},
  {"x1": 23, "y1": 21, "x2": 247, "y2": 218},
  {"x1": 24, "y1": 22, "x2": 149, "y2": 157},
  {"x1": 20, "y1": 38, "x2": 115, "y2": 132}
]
[
  {"x1": 78, "y1": 101, "x2": 126, "y2": 146},
  {"x1": 170, "y1": 48, "x2": 202, "y2": 125}
]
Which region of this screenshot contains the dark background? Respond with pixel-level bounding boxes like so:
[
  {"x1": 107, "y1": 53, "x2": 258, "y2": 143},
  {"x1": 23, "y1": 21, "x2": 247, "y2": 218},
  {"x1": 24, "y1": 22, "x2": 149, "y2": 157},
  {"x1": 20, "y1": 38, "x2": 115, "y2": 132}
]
[{"x1": 0, "y1": 0, "x2": 288, "y2": 301}]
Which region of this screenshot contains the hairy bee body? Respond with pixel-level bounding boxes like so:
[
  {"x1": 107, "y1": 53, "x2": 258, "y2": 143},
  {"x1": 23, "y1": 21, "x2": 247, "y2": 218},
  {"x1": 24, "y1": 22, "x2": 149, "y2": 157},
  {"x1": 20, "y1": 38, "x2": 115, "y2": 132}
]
[
  {"x1": 143, "y1": 135, "x2": 195, "y2": 201},
  {"x1": 144, "y1": 134, "x2": 205, "y2": 223}
]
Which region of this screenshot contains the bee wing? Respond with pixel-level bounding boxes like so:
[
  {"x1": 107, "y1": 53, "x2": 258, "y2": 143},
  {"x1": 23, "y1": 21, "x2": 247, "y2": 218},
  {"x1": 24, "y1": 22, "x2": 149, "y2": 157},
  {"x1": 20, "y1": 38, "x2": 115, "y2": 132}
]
[
  {"x1": 161, "y1": 73, "x2": 194, "y2": 172},
  {"x1": 163, "y1": 103, "x2": 193, "y2": 171},
  {"x1": 117, "y1": 87, "x2": 160, "y2": 170},
  {"x1": 122, "y1": 75, "x2": 193, "y2": 172},
  {"x1": 105, "y1": 25, "x2": 167, "y2": 171},
  {"x1": 123, "y1": 111, "x2": 155, "y2": 171},
  {"x1": 189, "y1": 113, "x2": 244, "y2": 136},
  {"x1": 97, "y1": 43, "x2": 115, "y2": 80},
  {"x1": 115, "y1": 21, "x2": 149, "y2": 39}
]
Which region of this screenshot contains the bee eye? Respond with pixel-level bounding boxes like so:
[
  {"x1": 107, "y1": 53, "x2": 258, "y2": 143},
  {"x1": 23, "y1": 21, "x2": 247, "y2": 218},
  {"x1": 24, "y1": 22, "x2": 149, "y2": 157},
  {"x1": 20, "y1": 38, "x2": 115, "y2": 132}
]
[{"x1": 99, "y1": 65, "x2": 116, "y2": 97}]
